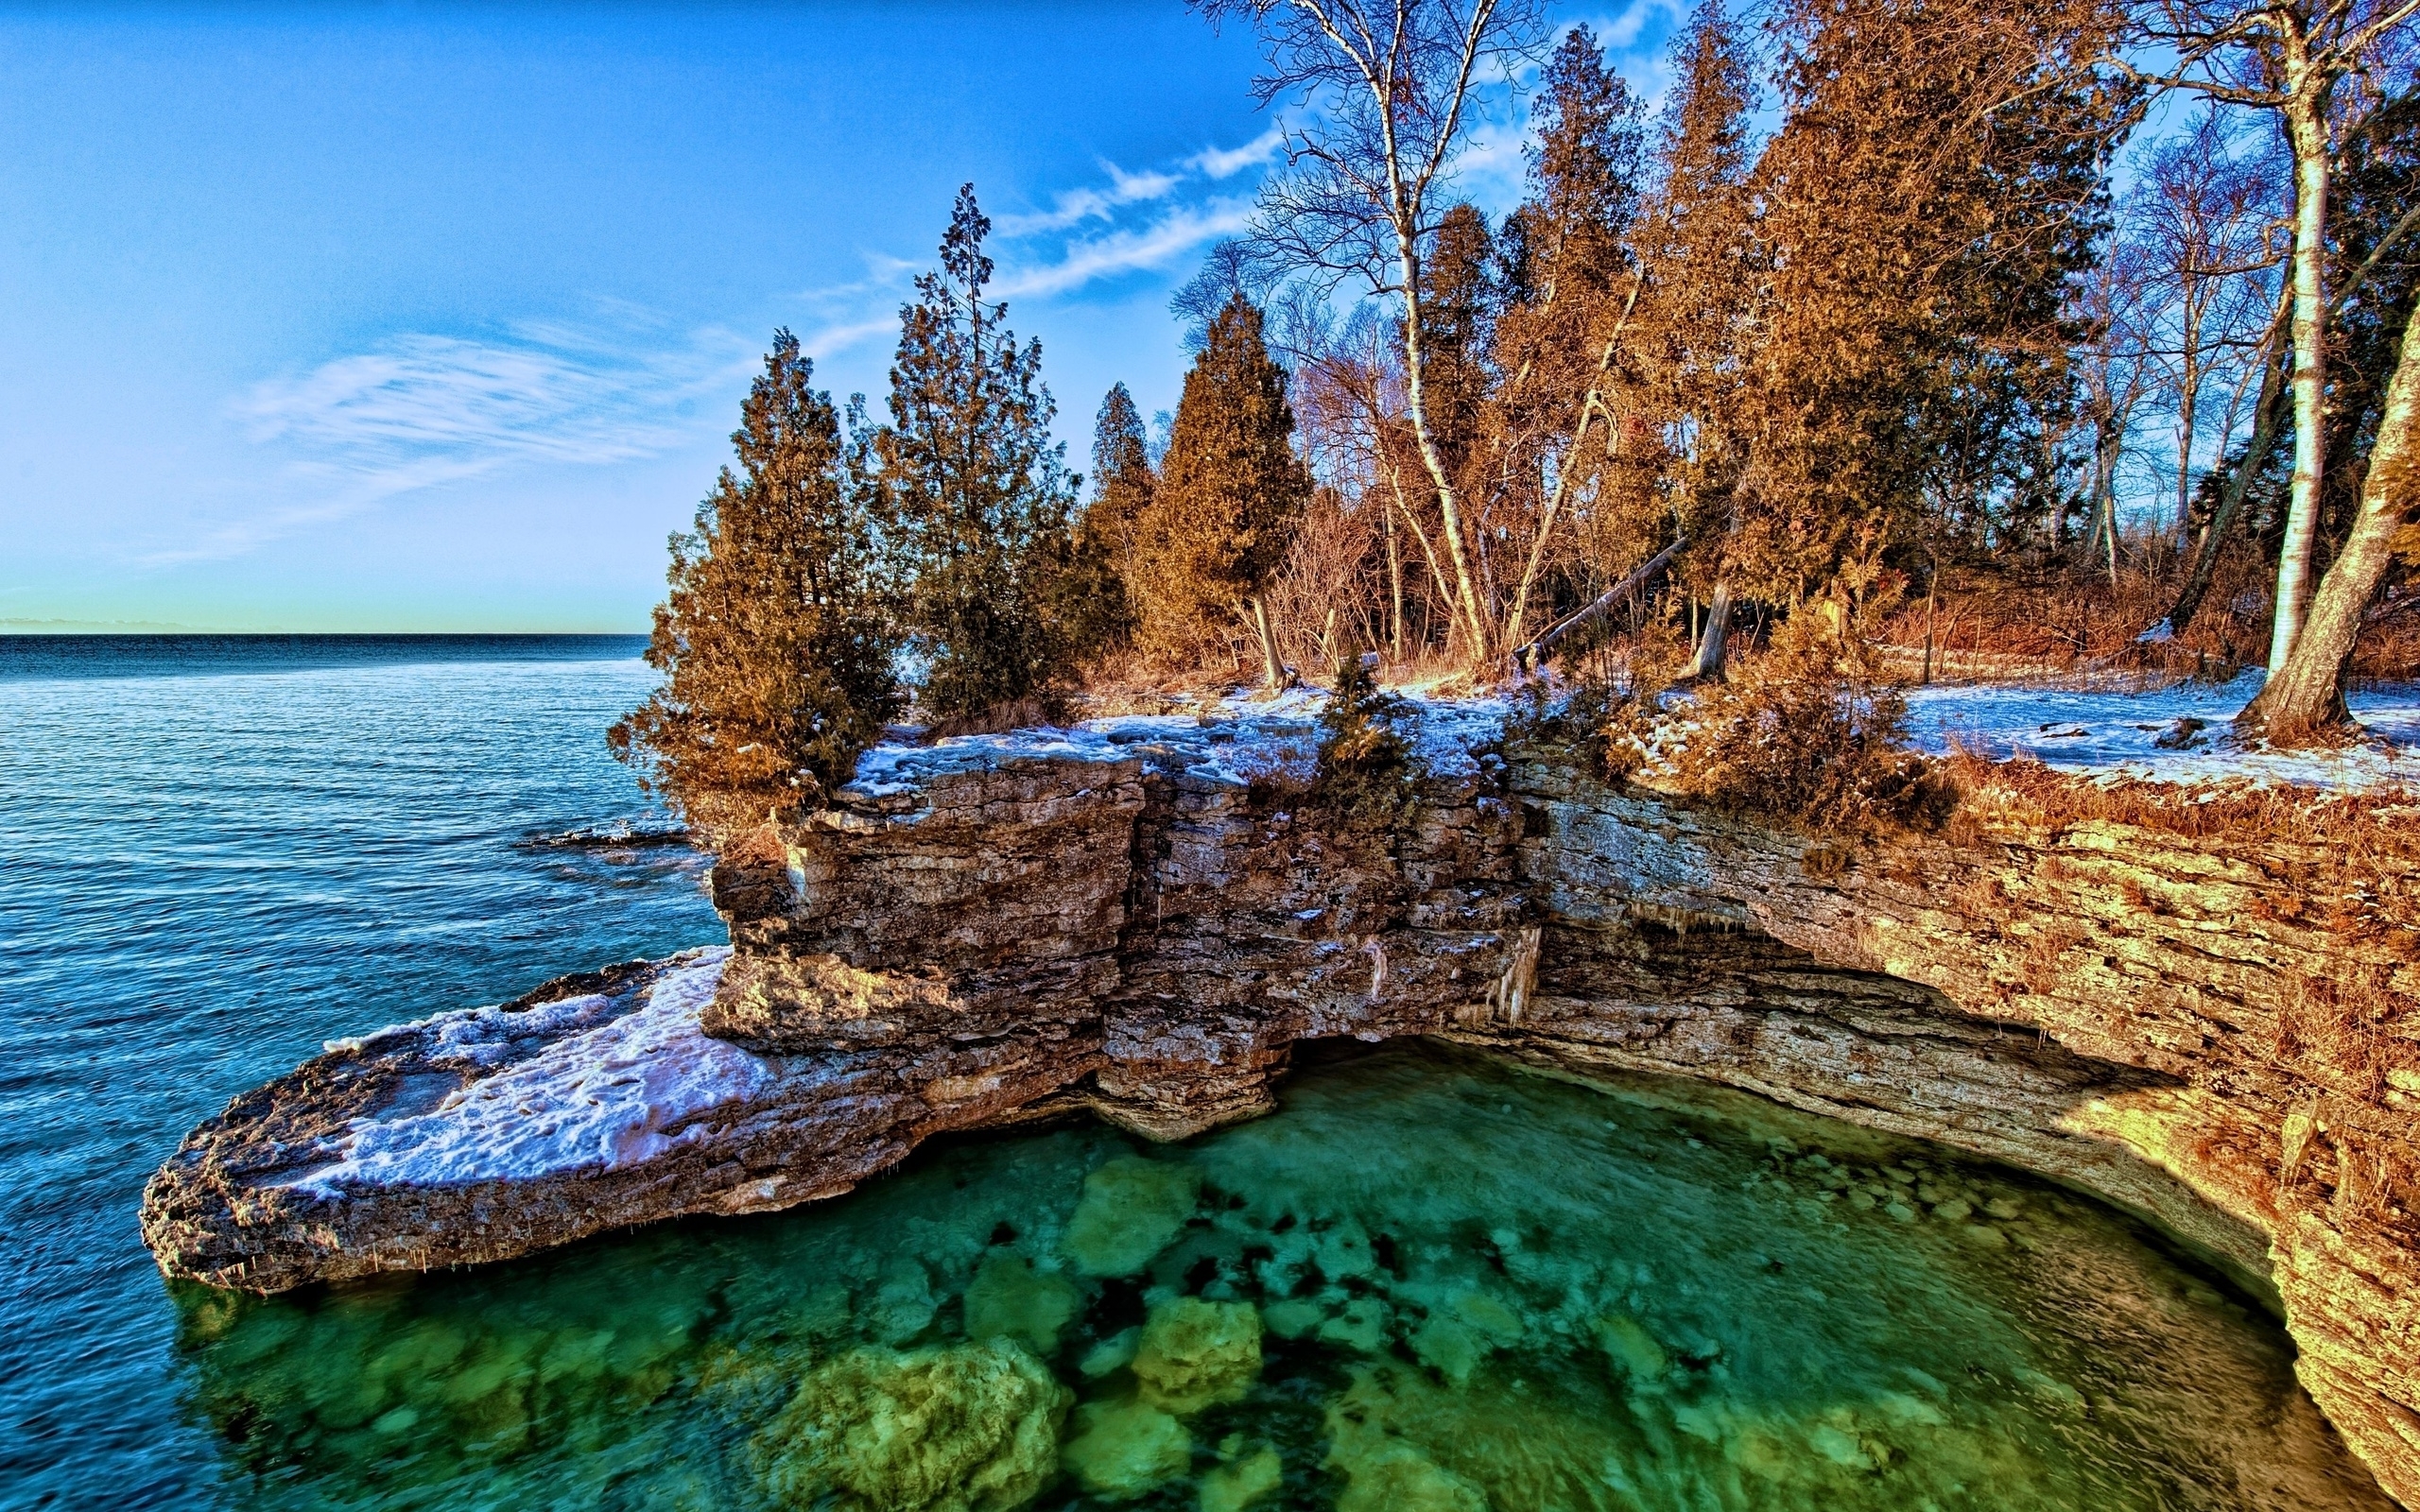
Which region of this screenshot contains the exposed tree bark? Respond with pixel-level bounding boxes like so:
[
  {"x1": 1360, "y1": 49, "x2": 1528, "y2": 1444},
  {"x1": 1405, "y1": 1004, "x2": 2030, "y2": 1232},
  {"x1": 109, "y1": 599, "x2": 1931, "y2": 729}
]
[
  {"x1": 1681, "y1": 580, "x2": 1734, "y2": 680},
  {"x1": 1246, "y1": 594, "x2": 1288, "y2": 689},
  {"x1": 2237, "y1": 314, "x2": 2420, "y2": 743},
  {"x1": 2269, "y1": 59, "x2": 2336, "y2": 672},
  {"x1": 1512, "y1": 535, "x2": 1685, "y2": 676}
]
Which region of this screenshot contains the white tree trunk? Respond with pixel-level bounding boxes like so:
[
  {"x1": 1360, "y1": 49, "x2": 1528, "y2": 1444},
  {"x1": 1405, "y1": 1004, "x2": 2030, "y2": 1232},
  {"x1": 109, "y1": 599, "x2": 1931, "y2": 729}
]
[
  {"x1": 2268, "y1": 79, "x2": 2335, "y2": 672},
  {"x1": 1245, "y1": 596, "x2": 1285, "y2": 690},
  {"x1": 1683, "y1": 582, "x2": 1734, "y2": 680},
  {"x1": 1396, "y1": 239, "x2": 1492, "y2": 662}
]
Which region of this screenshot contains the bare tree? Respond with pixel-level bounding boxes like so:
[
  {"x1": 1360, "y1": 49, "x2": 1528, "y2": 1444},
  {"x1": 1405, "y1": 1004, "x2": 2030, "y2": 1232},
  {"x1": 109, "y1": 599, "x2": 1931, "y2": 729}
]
[
  {"x1": 1199, "y1": 0, "x2": 1549, "y2": 662},
  {"x1": 2133, "y1": 105, "x2": 2285, "y2": 543},
  {"x1": 2075, "y1": 236, "x2": 2162, "y2": 582},
  {"x1": 2123, "y1": 0, "x2": 2420, "y2": 676}
]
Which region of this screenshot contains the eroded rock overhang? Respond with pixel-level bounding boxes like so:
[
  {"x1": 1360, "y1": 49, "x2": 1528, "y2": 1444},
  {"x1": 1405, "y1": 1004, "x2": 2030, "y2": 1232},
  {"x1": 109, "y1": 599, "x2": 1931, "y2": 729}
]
[{"x1": 140, "y1": 696, "x2": 2420, "y2": 1505}]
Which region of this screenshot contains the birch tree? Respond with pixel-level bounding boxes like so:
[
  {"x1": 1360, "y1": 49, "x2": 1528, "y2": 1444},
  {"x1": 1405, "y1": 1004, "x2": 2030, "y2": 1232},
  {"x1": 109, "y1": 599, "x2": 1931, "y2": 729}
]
[
  {"x1": 2124, "y1": 0, "x2": 2419, "y2": 674},
  {"x1": 2238, "y1": 293, "x2": 2420, "y2": 738},
  {"x1": 1200, "y1": 0, "x2": 1548, "y2": 662}
]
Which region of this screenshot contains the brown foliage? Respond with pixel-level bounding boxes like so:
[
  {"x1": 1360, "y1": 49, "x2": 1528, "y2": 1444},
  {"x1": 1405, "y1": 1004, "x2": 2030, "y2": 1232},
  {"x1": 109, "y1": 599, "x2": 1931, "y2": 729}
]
[
  {"x1": 1606, "y1": 598, "x2": 1957, "y2": 833},
  {"x1": 610, "y1": 332, "x2": 901, "y2": 827},
  {"x1": 1132, "y1": 297, "x2": 1310, "y2": 666}
]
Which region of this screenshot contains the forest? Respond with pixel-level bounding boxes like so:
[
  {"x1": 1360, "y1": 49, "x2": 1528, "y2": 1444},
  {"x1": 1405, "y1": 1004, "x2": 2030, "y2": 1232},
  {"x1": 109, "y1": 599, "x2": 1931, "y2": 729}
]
[{"x1": 613, "y1": 0, "x2": 2420, "y2": 826}]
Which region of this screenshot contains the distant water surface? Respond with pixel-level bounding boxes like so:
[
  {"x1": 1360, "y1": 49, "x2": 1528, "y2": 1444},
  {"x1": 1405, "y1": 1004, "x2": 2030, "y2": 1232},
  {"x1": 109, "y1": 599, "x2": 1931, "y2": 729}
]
[
  {"x1": 0, "y1": 636, "x2": 722, "y2": 1506},
  {"x1": 0, "y1": 635, "x2": 2390, "y2": 1510}
]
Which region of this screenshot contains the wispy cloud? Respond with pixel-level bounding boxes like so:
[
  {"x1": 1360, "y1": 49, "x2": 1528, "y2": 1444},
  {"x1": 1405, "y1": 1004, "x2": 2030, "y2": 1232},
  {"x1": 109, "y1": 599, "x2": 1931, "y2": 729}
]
[
  {"x1": 193, "y1": 131, "x2": 1300, "y2": 568},
  {"x1": 996, "y1": 198, "x2": 1255, "y2": 300},
  {"x1": 994, "y1": 162, "x2": 1186, "y2": 235},
  {"x1": 171, "y1": 318, "x2": 758, "y2": 567},
  {"x1": 1190, "y1": 127, "x2": 1287, "y2": 180},
  {"x1": 235, "y1": 323, "x2": 752, "y2": 469}
]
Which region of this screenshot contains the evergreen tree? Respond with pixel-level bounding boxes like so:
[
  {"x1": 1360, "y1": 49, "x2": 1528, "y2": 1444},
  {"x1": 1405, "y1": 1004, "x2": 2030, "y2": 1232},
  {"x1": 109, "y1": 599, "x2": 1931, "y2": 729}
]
[
  {"x1": 1085, "y1": 383, "x2": 1155, "y2": 581},
  {"x1": 1559, "y1": 4, "x2": 1754, "y2": 588},
  {"x1": 874, "y1": 184, "x2": 1089, "y2": 718},
  {"x1": 1737, "y1": 0, "x2": 2120, "y2": 600},
  {"x1": 1502, "y1": 25, "x2": 1644, "y2": 315},
  {"x1": 1134, "y1": 295, "x2": 1312, "y2": 684},
  {"x1": 1417, "y1": 203, "x2": 1499, "y2": 485},
  {"x1": 610, "y1": 330, "x2": 901, "y2": 824}
]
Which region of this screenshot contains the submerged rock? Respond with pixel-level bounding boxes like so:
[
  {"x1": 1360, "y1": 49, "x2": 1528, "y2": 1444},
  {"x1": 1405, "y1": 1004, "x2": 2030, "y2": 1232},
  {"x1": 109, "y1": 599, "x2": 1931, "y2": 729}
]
[
  {"x1": 1200, "y1": 1446, "x2": 1286, "y2": 1512},
  {"x1": 1063, "y1": 1158, "x2": 1201, "y2": 1278},
  {"x1": 1131, "y1": 1297, "x2": 1262, "y2": 1415},
  {"x1": 1060, "y1": 1397, "x2": 1191, "y2": 1499},
  {"x1": 751, "y1": 1340, "x2": 1069, "y2": 1512},
  {"x1": 962, "y1": 1254, "x2": 1080, "y2": 1356}
]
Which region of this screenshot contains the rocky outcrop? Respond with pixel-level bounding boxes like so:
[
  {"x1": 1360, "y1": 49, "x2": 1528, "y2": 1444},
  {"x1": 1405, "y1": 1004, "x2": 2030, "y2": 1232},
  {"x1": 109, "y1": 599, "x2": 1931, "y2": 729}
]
[
  {"x1": 1502, "y1": 744, "x2": 2420, "y2": 1506},
  {"x1": 142, "y1": 700, "x2": 2420, "y2": 1502}
]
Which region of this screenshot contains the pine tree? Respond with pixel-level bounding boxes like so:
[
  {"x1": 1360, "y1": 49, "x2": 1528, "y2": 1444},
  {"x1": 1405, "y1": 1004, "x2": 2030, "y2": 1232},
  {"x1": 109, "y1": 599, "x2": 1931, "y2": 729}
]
[
  {"x1": 1084, "y1": 383, "x2": 1155, "y2": 581},
  {"x1": 1416, "y1": 203, "x2": 1498, "y2": 487},
  {"x1": 1133, "y1": 295, "x2": 1311, "y2": 684},
  {"x1": 610, "y1": 330, "x2": 901, "y2": 825},
  {"x1": 874, "y1": 184, "x2": 1089, "y2": 719},
  {"x1": 1737, "y1": 0, "x2": 2118, "y2": 601},
  {"x1": 1502, "y1": 25, "x2": 1643, "y2": 318}
]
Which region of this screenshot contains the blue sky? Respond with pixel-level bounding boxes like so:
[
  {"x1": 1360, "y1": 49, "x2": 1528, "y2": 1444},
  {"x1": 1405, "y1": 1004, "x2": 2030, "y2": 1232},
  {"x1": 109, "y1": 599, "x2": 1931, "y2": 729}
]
[{"x1": 2, "y1": 3, "x2": 1681, "y2": 632}]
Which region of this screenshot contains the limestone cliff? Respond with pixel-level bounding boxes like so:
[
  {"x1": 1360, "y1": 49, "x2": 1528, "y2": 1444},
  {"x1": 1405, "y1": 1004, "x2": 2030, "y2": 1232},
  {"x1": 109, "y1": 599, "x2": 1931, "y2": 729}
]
[{"x1": 141, "y1": 700, "x2": 2420, "y2": 1503}]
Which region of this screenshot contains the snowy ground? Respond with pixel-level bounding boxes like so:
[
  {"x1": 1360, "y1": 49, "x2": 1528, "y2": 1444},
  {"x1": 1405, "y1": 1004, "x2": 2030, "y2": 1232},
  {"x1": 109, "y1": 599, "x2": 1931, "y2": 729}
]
[
  {"x1": 857, "y1": 672, "x2": 2420, "y2": 799},
  {"x1": 843, "y1": 686, "x2": 1512, "y2": 802},
  {"x1": 1903, "y1": 672, "x2": 2420, "y2": 790}
]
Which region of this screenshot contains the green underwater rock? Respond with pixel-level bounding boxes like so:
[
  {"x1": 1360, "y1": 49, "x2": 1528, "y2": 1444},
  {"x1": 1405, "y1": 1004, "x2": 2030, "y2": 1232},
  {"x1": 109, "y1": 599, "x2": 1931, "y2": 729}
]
[
  {"x1": 1062, "y1": 1157, "x2": 1201, "y2": 1277},
  {"x1": 1593, "y1": 1312, "x2": 1669, "y2": 1386},
  {"x1": 1061, "y1": 1397, "x2": 1192, "y2": 1499},
  {"x1": 752, "y1": 1340, "x2": 1069, "y2": 1512},
  {"x1": 1199, "y1": 1445, "x2": 1286, "y2": 1512},
  {"x1": 963, "y1": 1253, "x2": 1081, "y2": 1356},
  {"x1": 1132, "y1": 1297, "x2": 1262, "y2": 1414},
  {"x1": 174, "y1": 1044, "x2": 2394, "y2": 1512}
]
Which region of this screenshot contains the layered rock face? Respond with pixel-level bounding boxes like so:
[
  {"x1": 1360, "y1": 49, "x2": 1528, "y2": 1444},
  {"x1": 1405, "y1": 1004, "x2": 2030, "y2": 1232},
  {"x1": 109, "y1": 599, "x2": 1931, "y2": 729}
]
[
  {"x1": 705, "y1": 714, "x2": 1529, "y2": 1139},
  {"x1": 142, "y1": 709, "x2": 1531, "y2": 1293},
  {"x1": 1504, "y1": 744, "x2": 2420, "y2": 1507},
  {"x1": 143, "y1": 702, "x2": 2420, "y2": 1502}
]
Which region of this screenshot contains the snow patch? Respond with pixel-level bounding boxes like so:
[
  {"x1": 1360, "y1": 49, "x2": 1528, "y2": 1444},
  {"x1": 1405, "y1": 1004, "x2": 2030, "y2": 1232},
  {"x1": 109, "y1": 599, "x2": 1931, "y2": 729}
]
[
  {"x1": 1904, "y1": 674, "x2": 2420, "y2": 790},
  {"x1": 286, "y1": 948, "x2": 790, "y2": 1195},
  {"x1": 839, "y1": 688, "x2": 1511, "y2": 802}
]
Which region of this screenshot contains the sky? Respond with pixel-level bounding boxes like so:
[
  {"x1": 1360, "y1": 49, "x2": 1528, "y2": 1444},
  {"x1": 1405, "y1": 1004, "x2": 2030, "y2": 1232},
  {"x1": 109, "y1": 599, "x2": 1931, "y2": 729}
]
[{"x1": 1, "y1": 2, "x2": 1684, "y2": 632}]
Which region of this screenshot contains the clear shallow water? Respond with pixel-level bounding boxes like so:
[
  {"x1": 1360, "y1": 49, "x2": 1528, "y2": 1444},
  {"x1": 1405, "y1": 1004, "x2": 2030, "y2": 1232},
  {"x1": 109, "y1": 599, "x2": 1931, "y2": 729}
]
[
  {"x1": 169, "y1": 1047, "x2": 2383, "y2": 1511},
  {"x1": 0, "y1": 637, "x2": 2389, "y2": 1510}
]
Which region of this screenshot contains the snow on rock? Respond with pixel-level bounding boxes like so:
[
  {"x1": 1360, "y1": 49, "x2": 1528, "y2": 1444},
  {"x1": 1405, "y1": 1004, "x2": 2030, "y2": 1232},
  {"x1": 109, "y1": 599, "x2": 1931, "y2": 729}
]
[
  {"x1": 839, "y1": 687, "x2": 1511, "y2": 806},
  {"x1": 285, "y1": 947, "x2": 791, "y2": 1194},
  {"x1": 1903, "y1": 673, "x2": 2420, "y2": 790},
  {"x1": 1397, "y1": 693, "x2": 1513, "y2": 781}
]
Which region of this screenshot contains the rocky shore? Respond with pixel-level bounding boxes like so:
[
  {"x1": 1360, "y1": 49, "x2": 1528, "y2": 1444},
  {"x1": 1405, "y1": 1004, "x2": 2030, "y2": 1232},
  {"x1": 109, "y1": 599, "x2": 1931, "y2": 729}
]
[{"x1": 143, "y1": 696, "x2": 2420, "y2": 1503}]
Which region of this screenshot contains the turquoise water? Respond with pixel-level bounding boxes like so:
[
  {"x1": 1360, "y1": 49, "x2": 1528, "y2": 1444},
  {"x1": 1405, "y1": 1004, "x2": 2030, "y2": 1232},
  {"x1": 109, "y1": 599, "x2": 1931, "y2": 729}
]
[
  {"x1": 0, "y1": 638, "x2": 2390, "y2": 1509},
  {"x1": 0, "y1": 638, "x2": 723, "y2": 1506}
]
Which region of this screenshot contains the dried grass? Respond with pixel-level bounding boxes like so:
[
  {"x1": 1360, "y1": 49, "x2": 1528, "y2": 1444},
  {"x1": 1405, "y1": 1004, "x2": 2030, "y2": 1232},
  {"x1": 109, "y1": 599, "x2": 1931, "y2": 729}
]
[{"x1": 1876, "y1": 551, "x2": 2420, "y2": 687}]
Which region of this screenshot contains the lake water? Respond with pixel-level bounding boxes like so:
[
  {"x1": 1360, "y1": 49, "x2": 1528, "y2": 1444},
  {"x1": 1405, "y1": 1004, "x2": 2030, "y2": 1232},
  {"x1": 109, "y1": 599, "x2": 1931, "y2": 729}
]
[
  {"x1": 0, "y1": 637, "x2": 721, "y2": 1507},
  {"x1": 0, "y1": 637, "x2": 2391, "y2": 1509}
]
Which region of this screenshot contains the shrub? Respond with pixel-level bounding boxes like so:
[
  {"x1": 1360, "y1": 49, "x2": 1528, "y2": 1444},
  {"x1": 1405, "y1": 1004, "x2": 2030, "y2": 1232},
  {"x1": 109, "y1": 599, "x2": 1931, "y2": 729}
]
[
  {"x1": 1608, "y1": 598, "x2": 1953, "y2": 833},
  {"x1": 1311, "y1": 655, "x2": 1418, "y2": 829}
]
